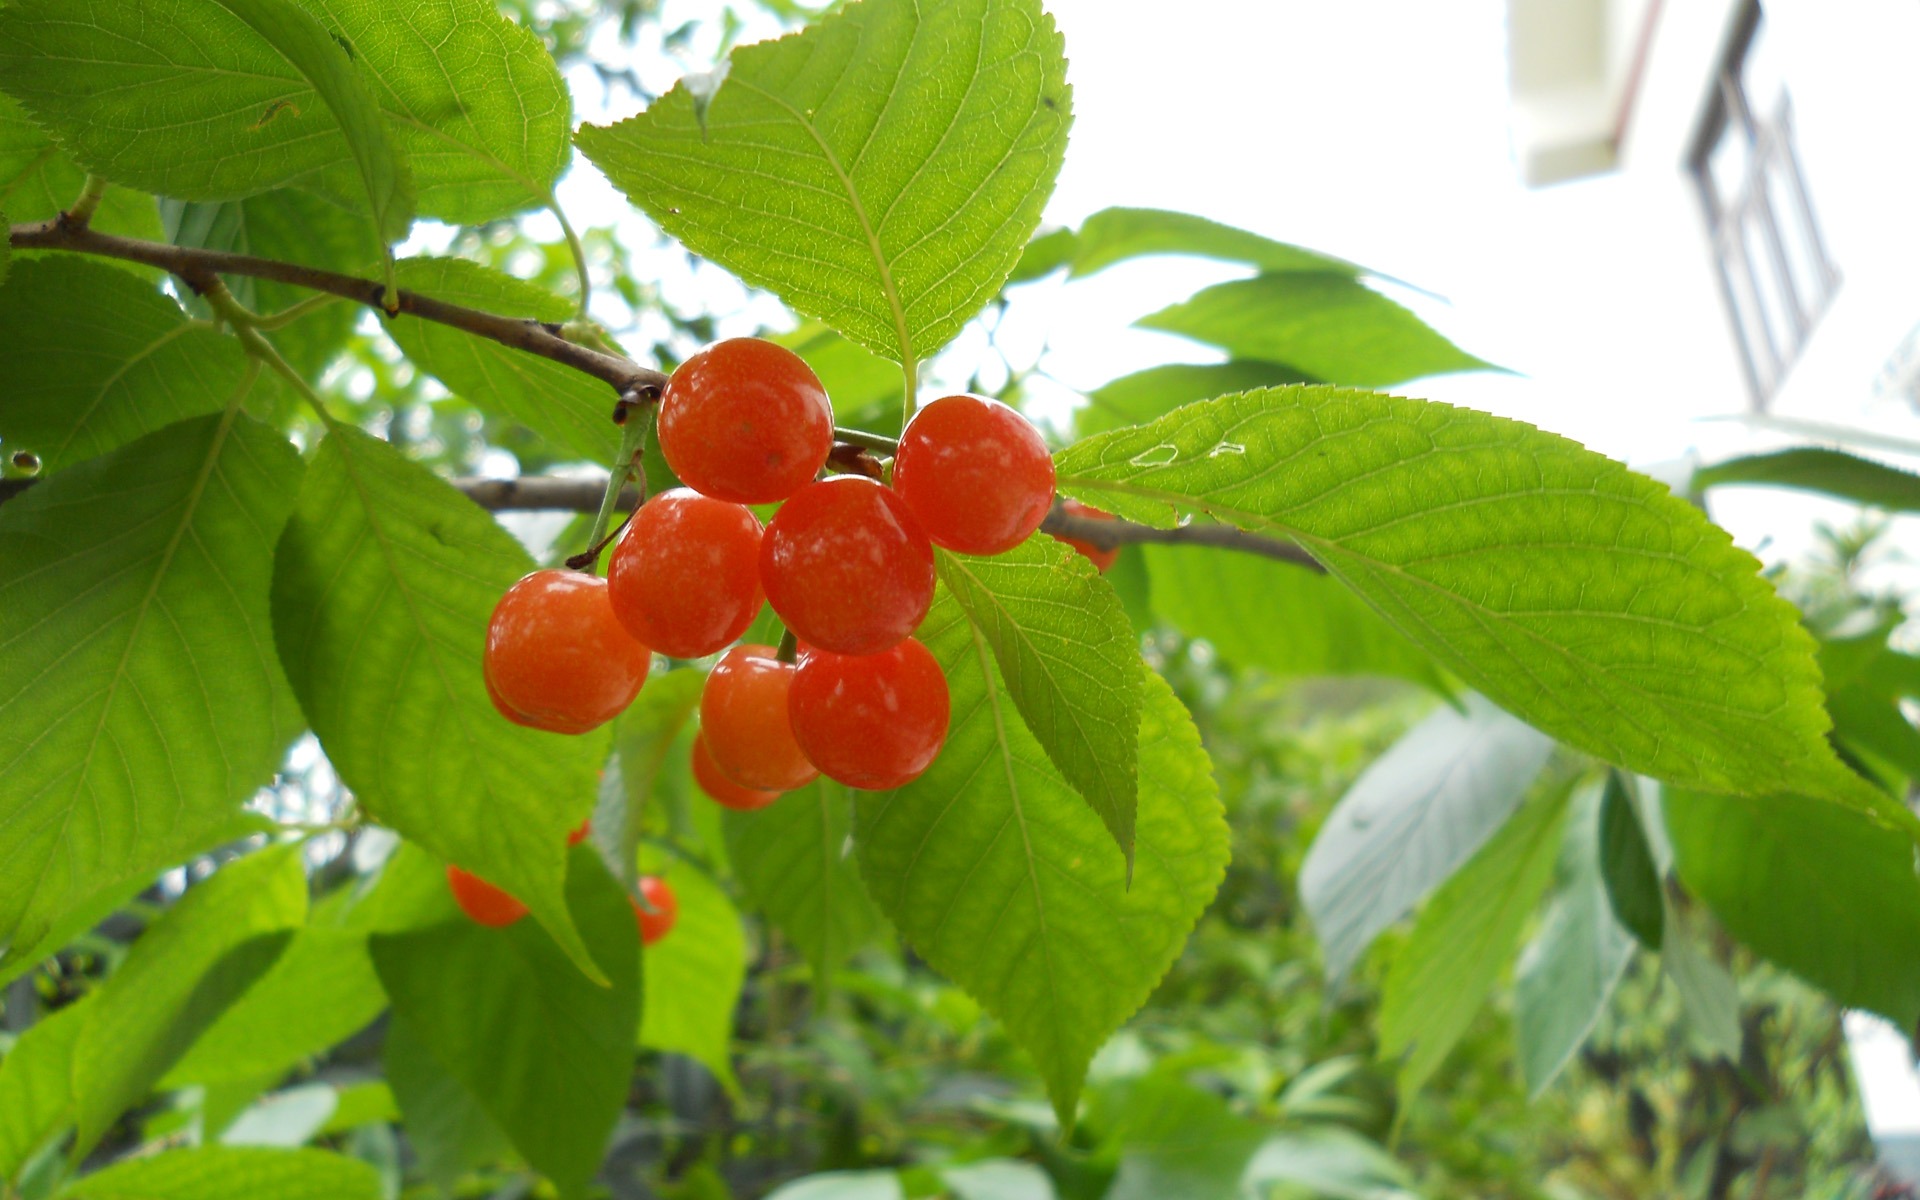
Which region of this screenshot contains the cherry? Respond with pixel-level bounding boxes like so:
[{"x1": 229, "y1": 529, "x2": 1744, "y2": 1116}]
[
  {"x1": 700, "y1": 644, "x2": 819, "y2": 791},
  {"x1": 568, "y1": 819, "x2": 592, "y2": 846},
  {"x1": 789, "y1": 638, "x2": 950, "y2": 790},
  {"x1": 657, "y1": 338, "x2": 833, "y2": 504},
  {"x1": 485, "y1": 570, "x2": 651, "y2": 734},
  {"x1": 760, "y1": 477, "x2": 934, "y2": 655},
  {"x1": 893, "y1": 394, "x2": 1055, "y2": 555},
  {"x1": 632, "y1": 875, "x2": 678, "y2": 945},
  {"x1": 692, "y1": 732, "x2": 782, "y2": 811},
  {"x1": 447, "y1": 865, "x2": 528, "y2": 928},
  {"x1": 607, "y1": 488, "x2": 764, "y2": 658},
  {"x1": 1050, "y1": 499, "x2": 1121, "y2": 572}
]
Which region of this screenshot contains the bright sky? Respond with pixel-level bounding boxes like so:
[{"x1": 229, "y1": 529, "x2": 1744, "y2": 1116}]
[{"x1": 533, "y1": 0, "x2": 1917, "y2": 580}]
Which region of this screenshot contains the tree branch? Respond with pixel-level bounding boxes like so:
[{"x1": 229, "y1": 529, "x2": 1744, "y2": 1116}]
[
  {"x1": 8, "y1": 217, "x2": 668, "y2": 396},
  {"x1": 0, "y1": 475, "x2": 1323, "y2": 571}
]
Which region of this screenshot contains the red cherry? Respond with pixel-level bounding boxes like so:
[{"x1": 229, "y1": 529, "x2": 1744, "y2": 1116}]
[
  {"x1": 485, "y1": 570, "x2": 652, "y2": 734},
  {"x1": 760, "y1": 477, "x2": 934, "y2": 655},
  {"x1": 607, "y1": 488, "x2": 765, "y2": 658},
  {"x1": 632, "y1": 875, "x2": 678, "y2": 945},
  {"x1": 1050, "y1": 499, "x2": 1121, "y2": 572},
  {"x1": 447, "y1": 865, "x2": 528, "y2": 927},
  {"x1": 692, "y1": 733, "x2": 782, "y2": 811},
  {"x1": 568, "y1": 819, "x2": 592, "y2": 846},
  {"x1": 789, "y1": 638, "x2": 950, "y2": 790},
  {"x1": 700, "y1": 644, "x2": 819, "y2": 791},
  {"x1": 657, "y1": 338, "x2": 833, "y2": 504},
  {"x1": 893, "y1": 394, "x2": 1055, "y2": 555}
]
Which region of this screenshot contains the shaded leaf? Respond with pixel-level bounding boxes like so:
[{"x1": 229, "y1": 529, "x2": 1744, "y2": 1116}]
[
  {"x1": 1378, "y1": 783, "x2": 1572, "y2": 1101},
  {"x1": 0, "y1": 259, "x2": 255, "y2": 470},
  {"x1": 386, "y1": 258, "x2": 621, "y2": 464},
  {"x1": 0, "y1": 93, "x2": 164, "y2": 243},
  {"x1": 0, "y1": 996, "x2": 91, "y2": 1182},
  {"x1": 1659, "y1": 899, "x2": 1741, "y2": 1060},
  {"x1": 271, "y1": 426, "x2": 604, "y2": 980},
  {"x1": 1143, "y1": 544, "x2": 1445, "y2": 690},
  {"x1": 382, "y1": 1014, "x2": 514, "y2": 1187},
  {"x1": 1240, "y1": 1128, "x2": 1418, "y2": 1200},
  {"x1": 1138, "y1": 276, "x2": 1491, "y2": 388},
  {"x1": 577, "y1": 0, "x2": 1071, "y2": 368},
  {"x1": 0, "y1": 0, "x2": 413, "y2": 241},
  {"x1": 1106, "y1": 1074, "x2": 1265, "y2": 1200},
  {"x1": 1598, "y1": 773, "x2": 1664, "y2": 950},
  {"x1": 1514, "y1": 781, "x2": 1636, "y2": 1095},
  {"x1": 1693, "y1": 447, "x2": 1920, "y2": 512},
  {"x1": 297, "y1": 0, "x2": 569, "y2": 224},
  {"x1": 1069, "y1": 207, "x2": 1367, "y2": 280},
  {"x1": 725, "y1": 779, "x2": 881, "y2": 978},
  {"x1": 71, "y1": 844, "x2": 308, "y2": 1158},
  {"x1": 637, "y1": 852, "x2": 745, "y2": 1096},
  {"x1": 1665, "y1": 788, "x2": 1920, "y2": 1029},
  {"x1": 856, "y1": 595, "x2": 1229, "y2": 1124},
  {"x1": 1055, "y1": 386, "x2": 1890, "y2": 827},
  {"x1": 603, "y1": 670, "x2": 705, "y2": 886},
  {"x1": 1299, "y1": 695, "x2": 1553, "y2": 984},
  {"x1": 369, "y1": 847, "x2": 640, "y2": 1199},
  {"x1": 938, "y1": 538, "x2": 1141, "y2": 864},
  {"x1": 0, "y1": 412, "x2": 302, "y2": 964}
]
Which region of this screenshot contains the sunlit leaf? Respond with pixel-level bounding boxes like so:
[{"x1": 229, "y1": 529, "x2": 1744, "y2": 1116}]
[{"x1": 725, "y1": 779, "x2": 881, "y2": 977}]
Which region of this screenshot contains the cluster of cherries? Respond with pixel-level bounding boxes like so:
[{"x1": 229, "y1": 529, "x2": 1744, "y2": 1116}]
[{"x1": 448, "y1": 337, "x2": 1117, "y2": 928}]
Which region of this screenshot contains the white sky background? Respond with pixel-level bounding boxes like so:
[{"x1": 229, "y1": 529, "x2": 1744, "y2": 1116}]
[{"x1": 531, "y1": 0, "x2": 1918, "y2": 581}]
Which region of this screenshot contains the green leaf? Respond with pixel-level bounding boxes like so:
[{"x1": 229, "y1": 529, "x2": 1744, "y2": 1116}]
[
  {"x1": 1299, "y1": 695, "x2": 1553, "y2": 984},
  {"x1": 1659, "y1": 898, "x2": 1741, "y2": 1060},
  {"x1": 1240, "y1": 1128, "x2": 1418, "y2": 1200},
  {"x1": 1827, "y1": 683, "x2": 1920, "y2": 783},
  {"x1": 1055, "y1": 386, "x2": 1882, "y2": 824},
  {"x1": 385, "y1": 258, "x2": 620, "y2": 464},
  {"x1": 1105, "y1": 1075, "x2": 1266, "y2": 1200},
  {"x1": 0, "y1": 996, "x2": 91, "y2": 1182},
  {"x1": 295, "y1": 0, "x2": 569, "y2": 225},
  {"x1": 1378, "y1": 782, "x2": 1572, "y2": 1101},
  {"x1": 1143, "y1": 544, "x2": 1444, "y2": 690},
  {"x1": 937, "y1": 538, "x2": 1142, "y2": 864},
  {"x1": 603, "y1": 670, "x2": 706, "y2": 884},
  {"x1": 725, "y1": 779, "x2": 881, "y2": 978},
  {"x1": 941, "y1": 1160, "x2": 1056, "y2": 1200},
  {"x1": 57, "y1": 1146, "x2": 381, "y2": 1200},
  {"x1": 0, "y1": 0, "x2": 413, "y2": 242},
  {"x1": 164, "y1": 189, "x2": 378, "y2": 377},
  {"x1": 1077, "y1": 361, "x2": 1313, "y2": 440},
  {"x1": 576, "y1": 0, "x2": 1071, "y2": 370},
  {"x1": 369, "y1": 847, "x2": 640, "y2": 1200},
  {"x1": 1693, "y1": 447, "x2": 1920, "y2": 511},
  {"x1": 855, "y1": 595, "x2": 1229, "y2": 1124},
  {"x1": 382, "y1": 1014, "x2": 514, "y2": 1187},
  {"x1": 1007, "y1": 224, "x2": 1075, "y2": 284},
  {"x1": 1137, "y1": 276, "x2": 1492, "y2": 388},
  {"x1": 637, "y1": 853, "x2": 745, "y2": 1096},
  {"x1": 1597, "y1": 773, "x2": 1664, "y2": 951},
  {"x1": 0, "y1": 411, "x2": 302, "y2": 964},
  {"x1": 1513, "y1": 781, "x2": 1636, "y2": 1096},
  {"x1": 163, "y1": 925, "x2": 386, "y2": 1088},
  {"x1": 71, "y1": 844, "x2": 308, "y2": 1158},
  {"x1": 0, "y1": 93, "x2": 163, "y2": 242},
  {"x1": 271, "y1": 426, "x2": 605, "y2": 981},
  {"x1": 766, "y1": 1173, "x2": 903, "y2": 1200},
  {"x1": 0, "y1": 259, "x2": 256, "y2": 470},
  {"x1": 1068, "y1": 207, "x2": 1368, "y2": 280},
  {"x1": 1665, "y1": 788, "x2": 1920, "y2": 1028}
]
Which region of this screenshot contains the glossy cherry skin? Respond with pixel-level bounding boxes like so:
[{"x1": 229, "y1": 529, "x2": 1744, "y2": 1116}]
[
  {"x1": 789, "y1": 638, "x2": 950, "y2": 790},
  {"x1": 692, "y1": 732, "x2": 782, "y2": 811},
  {"x1": 1050, "y1": 499, "x2": 1121, "y2": 572},
  {"x1": 633, "y1": 875, "x2": 678, "y2": 945},
  {"x1": 699, "y1": 644, "x2": 820, "y2": 791},
  {"x1": 485, "y1": 570, "x2": 652, "y2": 734},
  {"x1": 607, "y1": 488, "x2": 765, "y2": 658},
  {"x1": 893, "y1": 394, "x2": 1055, "y2": 555},
  {"x1": 658, "y1": 338, "x2": 833, "y2": 504},
  {"x1": 760, "y1": 477, "x2": 935, "y2": 655},
  {"x1": 447, "y1": 865, "x2": 528, "y2": 927}
]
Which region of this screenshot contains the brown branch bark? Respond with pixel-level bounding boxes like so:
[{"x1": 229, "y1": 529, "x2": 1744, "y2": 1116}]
[
  {"x1": 8, "y1": 217, "x2": 668, "y2": 396},
  {"x1": 0, "y1": 475, "x2": 1323, "y2": 570}
]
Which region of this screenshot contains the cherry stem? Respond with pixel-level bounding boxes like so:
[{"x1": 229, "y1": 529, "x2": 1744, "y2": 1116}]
[
  {"x1": 576, "y1": 398, "x2": 654, "y2": 573},
  {"x1": 826, "y1": 443, "x2": 885, "y2": 481},
  {"x1": 776, "y1": 628, "x2": 798, "y2": 664},
  {"x1": 831, "y1": 426, "x2": 898, "y2": 455}
]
